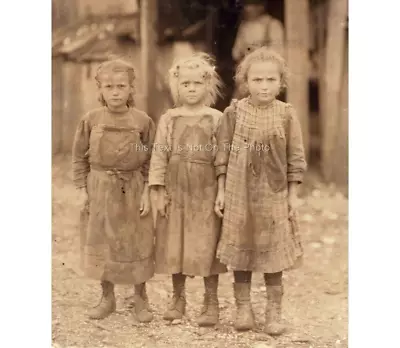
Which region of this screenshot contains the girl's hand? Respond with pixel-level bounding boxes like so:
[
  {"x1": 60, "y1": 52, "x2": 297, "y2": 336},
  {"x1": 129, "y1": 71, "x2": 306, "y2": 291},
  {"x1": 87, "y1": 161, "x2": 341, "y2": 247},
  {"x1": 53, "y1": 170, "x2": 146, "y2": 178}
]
[
  {"x1": 157, "y1": 188, "x2": 167, "y2": 217},
  {"x1": 288, "y1": 193, "x2": 300, "y2": 219},
  {"x1": 77, "y1": 187, "x2": 88, "y2": 208},
  {"x1": 150, "y1": 186, "x2": 167, "y2": 218},
  {"x1": 140, "y1": 191, "x2": 150, "y2": 217},
  {"x1": 214, "y1": 190, "x2": 225, "y2": 218}
]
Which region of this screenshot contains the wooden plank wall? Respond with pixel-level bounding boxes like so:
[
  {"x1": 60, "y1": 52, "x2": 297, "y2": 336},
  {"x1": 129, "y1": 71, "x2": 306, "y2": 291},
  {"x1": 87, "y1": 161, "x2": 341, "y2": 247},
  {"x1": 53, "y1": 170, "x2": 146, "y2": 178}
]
[
  {"x1": 52, "y1": 57, "x2": 63, "y2": 154},
  {"x1": 52, "y1": 0, "x2": 79, "y2": 155},
  {"x1": 61, "y1": 62, "x2": 83, "y2": 153},
  {"x1": 320, "y1": 0, "x2": 348, "y2": 183},
  {"x1": 333, "y1": 39, "x2": 348, "y2": 187},
  {"x1": 59, "y1": 44, "x2": 174, "y2": 152},
  {"x1": 285, "y1": 0, "x2": 310, "y2": 160},
  {"x1": 140, "y1": 0, "x2": 159, "y2": 121}
]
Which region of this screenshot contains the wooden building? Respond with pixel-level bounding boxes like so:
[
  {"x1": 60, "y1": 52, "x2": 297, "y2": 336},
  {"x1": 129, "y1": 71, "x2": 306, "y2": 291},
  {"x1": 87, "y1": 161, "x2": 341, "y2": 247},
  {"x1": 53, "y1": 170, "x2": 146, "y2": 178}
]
[{"x1": 52, "y1": 0, "x2": 348, "y2": 187}]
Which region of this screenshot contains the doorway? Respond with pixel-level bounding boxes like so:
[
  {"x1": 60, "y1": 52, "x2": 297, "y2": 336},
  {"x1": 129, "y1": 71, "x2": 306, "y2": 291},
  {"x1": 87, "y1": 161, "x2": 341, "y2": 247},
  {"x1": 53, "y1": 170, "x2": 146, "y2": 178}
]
[{"x1": 212, "y1": 0, "x2": 285, "y2": 111}]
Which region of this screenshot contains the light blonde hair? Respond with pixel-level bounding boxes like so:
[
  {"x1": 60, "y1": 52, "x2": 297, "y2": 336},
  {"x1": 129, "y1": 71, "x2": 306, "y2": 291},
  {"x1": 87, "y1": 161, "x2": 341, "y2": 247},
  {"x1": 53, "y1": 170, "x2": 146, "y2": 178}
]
[
  {"x1": 235, "y1": 47, "x2": 289, "y2": 96},
  {"x1": 95, "y1": 58, "x2": 136, "y2": 107},
  {"x1": 168, "y1": 52, "x2": 223, "y2": 107}
]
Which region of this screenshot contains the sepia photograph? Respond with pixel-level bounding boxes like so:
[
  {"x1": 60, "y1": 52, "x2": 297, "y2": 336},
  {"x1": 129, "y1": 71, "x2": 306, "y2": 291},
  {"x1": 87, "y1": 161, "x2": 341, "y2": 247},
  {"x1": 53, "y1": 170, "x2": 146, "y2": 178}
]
[{"x1": 51, "y1": 0, "x2": 349, "y2": 347}]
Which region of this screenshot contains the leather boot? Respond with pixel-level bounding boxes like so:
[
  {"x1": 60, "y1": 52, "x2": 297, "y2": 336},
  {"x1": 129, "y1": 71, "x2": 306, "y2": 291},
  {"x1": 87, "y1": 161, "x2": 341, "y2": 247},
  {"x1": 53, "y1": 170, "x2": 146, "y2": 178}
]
[
  {"x1": 233, "y1": 282, "x2": 255, "y2": 331},
  {"x1": 133, "y1": 283, "x2": 153, "y2": 323},
  {"x1": 264, "y1": 285, "x2": 286, "y2": 335},
  {"x1": 163, "y1": 274, "x2": 186, "y2": 321},
  {"x1": 197, "y1": 275, "x2": 219, "y2": 327},
  {"x1": 88, "y1": 281, "x2": 116, "y2": 320}
]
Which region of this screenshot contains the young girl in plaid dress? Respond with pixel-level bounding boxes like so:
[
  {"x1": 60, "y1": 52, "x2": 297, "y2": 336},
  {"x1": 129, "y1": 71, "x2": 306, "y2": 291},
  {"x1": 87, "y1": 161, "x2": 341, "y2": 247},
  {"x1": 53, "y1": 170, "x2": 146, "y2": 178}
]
[
  {"x1": 215, "y1": 48, "x2": 307, "y2": 335},
  {"x1": 149, "y1": 53, "x2": 227, "y2": 327},
  {"x1": 72, "y1": 59, "x2": 156, "y2": 322}
]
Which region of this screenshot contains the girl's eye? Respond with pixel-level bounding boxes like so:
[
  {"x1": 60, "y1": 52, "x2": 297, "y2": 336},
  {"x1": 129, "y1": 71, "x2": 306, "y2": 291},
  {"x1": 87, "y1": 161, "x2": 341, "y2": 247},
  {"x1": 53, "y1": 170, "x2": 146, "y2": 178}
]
[
  {"x1": 118, "y1": 84, "x2": 126, "y2": 88},
  {"x1": 183, "y1": 83, "x2": 189, "y2": 87},
  {"x1": 195, "y1": 81, "x2": 202, "y2": 85}
]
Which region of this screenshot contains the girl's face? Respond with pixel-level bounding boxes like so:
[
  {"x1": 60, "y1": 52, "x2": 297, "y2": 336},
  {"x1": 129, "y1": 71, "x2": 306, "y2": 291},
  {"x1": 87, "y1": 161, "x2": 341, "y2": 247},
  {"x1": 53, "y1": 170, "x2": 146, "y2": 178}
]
[
  {"x1": 246, "y1": 61, "x2": 281, "y2": 105},
  {"x1": 99, "y1": 71, "x2": 132, "y2": 110},
  {"x1": 243, "y1": 4, "x2": 265, "y2": 20},
  {"x1": 178, "y1": 68, "x2": 207, "y2": 107}
]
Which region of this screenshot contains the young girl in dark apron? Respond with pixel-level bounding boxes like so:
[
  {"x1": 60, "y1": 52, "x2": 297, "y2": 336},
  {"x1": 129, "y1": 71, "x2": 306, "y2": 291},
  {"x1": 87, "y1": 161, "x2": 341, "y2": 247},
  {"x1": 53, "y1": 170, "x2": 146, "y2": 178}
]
[
  {"x1": 72, "y1": 59, "x2": 156, "y2": 323},
  {"x1": 149, "y1": 53, "x2": 227, "y2": 327}
]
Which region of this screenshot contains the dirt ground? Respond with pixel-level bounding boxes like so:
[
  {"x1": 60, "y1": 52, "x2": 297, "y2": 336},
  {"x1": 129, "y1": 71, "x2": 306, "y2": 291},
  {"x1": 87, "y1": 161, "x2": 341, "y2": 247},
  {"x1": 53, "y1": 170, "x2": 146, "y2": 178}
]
[{"x1": 52, "y1": 154, "x2": 348, "y2": 348}]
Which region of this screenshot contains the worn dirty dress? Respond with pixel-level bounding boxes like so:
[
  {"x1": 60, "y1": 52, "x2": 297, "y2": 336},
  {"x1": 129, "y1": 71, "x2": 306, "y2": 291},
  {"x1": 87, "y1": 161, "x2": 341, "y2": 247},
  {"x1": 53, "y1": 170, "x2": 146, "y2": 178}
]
[
  {"x1": 72, "y1": 107, "x2": 156, "y2": 284},
  {"x1": 215, "y1": 98, "x2": 307, "y2": 273},
  {"x1": 148, "y1": 107, "x2": 228, "y2": 277}
]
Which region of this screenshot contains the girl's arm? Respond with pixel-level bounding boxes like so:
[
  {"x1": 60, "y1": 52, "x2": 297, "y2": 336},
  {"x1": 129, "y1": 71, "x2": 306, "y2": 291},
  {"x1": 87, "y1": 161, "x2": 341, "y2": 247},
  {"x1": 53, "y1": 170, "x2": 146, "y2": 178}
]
[
  {"x1": 140, "y1": 117, "x2": 157, "y2": 185},
  {"x1": 215, "y1": 104, "x2": 237, "y2": 181},
  {"x1": 217, "y1": 174, "x2": 226, "y2": 191},
  {"x1": 268, "y1": 18, "x2": 285, "y2": 58},
  {"x1": 72, "y1": 113, "x2": 91, "y2": 190},
  {"x1": 288, "y1": 181, "x2": 299, "y2": 198},
  {"x1": 232, "y1": 24, "x2": 245, "y2": 62},
  {"x1": 148, "y1": 113, "x2": 170, "y2": 222},
  {"x1": 148, "y1": 113, "x2": 170, "y2": 188},
  {"x1": 286, "y1": 105, "x2": 307, "y2": 186}
]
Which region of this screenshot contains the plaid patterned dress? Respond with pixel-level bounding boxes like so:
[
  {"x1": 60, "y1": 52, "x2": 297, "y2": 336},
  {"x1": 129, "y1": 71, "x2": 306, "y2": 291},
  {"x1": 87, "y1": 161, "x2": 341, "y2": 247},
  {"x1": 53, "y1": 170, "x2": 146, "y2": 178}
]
[{"x1": 215, "y1": 98, "x2": 307, "y2": 273}]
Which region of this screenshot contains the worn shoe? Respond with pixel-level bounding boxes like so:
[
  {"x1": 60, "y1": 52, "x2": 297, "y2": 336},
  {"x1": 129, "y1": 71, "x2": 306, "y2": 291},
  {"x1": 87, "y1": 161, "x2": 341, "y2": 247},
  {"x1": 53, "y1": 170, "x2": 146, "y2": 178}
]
[
  {"x1": 163, "y1": 274, "x2": 186, "y2": 321},
  {"x1": 233, "y1": 282, "x2": 255, "y2": 331},
  {"x1": 264, "y1": 285, "x2": 286, "y2": 336},
  {"x1": 197, "y1": 275, "x2": 219, "y2": 327},
  {"x1": 133, "y1": 283, "x2": 153, "y2": 323},
  {"x1": 88, "y1": 281, "x2": 116, "y2": 320}
]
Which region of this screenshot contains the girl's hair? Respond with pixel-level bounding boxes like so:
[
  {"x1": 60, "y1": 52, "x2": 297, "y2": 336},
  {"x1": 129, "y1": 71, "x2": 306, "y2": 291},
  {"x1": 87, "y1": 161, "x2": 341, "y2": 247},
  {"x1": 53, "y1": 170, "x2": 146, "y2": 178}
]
[
  {"x1": 95, "y1": 58, "x2": 136, "y2": 107},
  {"x1": 168, "y1": 52, "x2": 223, "y2": 107},
  {"x1": 235, "y1": 47, "x2": 289, "y2": 96}
]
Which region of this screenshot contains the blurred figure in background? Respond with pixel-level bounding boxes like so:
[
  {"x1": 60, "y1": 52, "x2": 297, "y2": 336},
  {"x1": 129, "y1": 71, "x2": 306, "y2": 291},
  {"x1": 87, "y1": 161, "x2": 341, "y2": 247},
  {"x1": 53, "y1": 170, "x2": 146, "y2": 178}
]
[{"x1": 232, "y1": 0, "x2": 285, "y2": 98}]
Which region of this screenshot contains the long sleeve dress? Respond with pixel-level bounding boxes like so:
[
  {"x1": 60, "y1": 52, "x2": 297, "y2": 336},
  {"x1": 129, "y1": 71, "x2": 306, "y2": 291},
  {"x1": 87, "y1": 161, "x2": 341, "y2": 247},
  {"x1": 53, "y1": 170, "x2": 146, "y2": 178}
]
[
  {"x1": 148, "y1": 107, "x2": 228, "y2": 277},
  {"x1": 215, "y1": 98, "x2": 307, "y2": 273},
  {"x1": 72, "y1": 106, "x2": 156, "y2": 285}
]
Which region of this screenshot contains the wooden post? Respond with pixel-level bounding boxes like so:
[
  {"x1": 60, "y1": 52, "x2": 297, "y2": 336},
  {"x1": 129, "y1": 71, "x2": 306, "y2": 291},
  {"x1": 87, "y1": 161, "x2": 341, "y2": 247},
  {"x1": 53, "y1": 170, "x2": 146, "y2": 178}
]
[
  {"x1": 320, "y1": 0, "x2": 348, "y2": 182},
  {"x1": 334, "y1": 41, "x2": 348, "y2": 187},
  {"x1": 52, "y1": 0, "x2": 65, "y2": 155},
  {"x1": 140, "y1": 0, "x2": 158, "y2": 121},
  {"x1": 284, "y1": 0, "x2": 310, "y2": 161},
  {"x1": 62, "y1": 62, "x2": 83, "y2": 153},
  {"x1": 206, "y1": 6, "x2": 216, "y2": 55},
  {"x1": 52, "y1": 57, "x2": 63, "y2": 155},
  {"x1": 52, "y1": 0, "x2": 79, "y2": 155}
]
